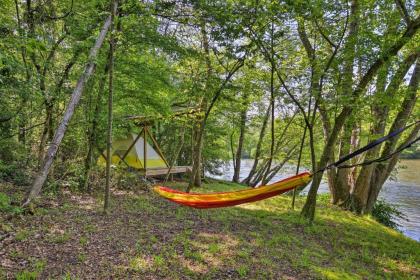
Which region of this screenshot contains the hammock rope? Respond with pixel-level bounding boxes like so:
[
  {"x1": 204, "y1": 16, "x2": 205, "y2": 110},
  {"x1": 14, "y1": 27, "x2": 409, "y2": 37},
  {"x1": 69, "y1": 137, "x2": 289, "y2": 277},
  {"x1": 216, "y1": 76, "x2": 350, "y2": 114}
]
[{"x1": 315, "y1": 120, "x2": 420, "y2": 174}]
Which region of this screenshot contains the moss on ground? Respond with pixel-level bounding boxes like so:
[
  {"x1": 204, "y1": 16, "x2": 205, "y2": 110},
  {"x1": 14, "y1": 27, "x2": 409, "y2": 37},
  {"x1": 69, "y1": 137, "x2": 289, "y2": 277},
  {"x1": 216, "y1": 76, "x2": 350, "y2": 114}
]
[{"x1": 0, "y1": 180, "x2": 419, "y2": 279}]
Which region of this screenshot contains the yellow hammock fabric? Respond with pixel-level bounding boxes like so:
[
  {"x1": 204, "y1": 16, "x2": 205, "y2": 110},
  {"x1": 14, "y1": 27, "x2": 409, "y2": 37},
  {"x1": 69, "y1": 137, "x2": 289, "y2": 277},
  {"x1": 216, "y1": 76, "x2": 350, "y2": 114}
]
[{"x1": 153, "y1": 172, "x2": 312, "y2": 208}]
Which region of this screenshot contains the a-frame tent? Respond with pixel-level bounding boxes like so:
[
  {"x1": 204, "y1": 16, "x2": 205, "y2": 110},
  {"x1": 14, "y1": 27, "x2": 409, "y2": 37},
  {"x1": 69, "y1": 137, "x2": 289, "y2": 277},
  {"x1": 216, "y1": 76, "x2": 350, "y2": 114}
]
[{"x1": 98, "y1": 126, "x2": 191, "y2": 176}]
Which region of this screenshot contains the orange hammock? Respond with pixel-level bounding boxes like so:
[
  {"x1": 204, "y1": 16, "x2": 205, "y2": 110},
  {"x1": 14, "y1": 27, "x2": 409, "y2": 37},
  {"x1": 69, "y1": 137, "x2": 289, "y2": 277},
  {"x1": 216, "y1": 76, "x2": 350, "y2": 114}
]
[{"x1": 153, "y1": 172, "x2": 312, "y2": 209}]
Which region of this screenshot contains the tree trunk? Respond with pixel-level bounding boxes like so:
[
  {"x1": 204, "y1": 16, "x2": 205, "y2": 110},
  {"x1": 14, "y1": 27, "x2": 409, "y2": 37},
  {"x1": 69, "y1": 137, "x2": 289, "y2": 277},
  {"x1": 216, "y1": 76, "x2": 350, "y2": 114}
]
[
  {"x1": 301, "y1": 108, "x2": 349, "y2": 220},
  {"x1": 349, "y1": 57, "x2": 419, "y2": 214},
  {"x1": 249, "y1": 160, "x2": 270, "y2": 187},
  {"x1": 344, "y1": 63, "x2": 389, "y2": 211},
  {"x1": 37, "y1": 100, "x2": 53, "y2": 167},
  {"x1": 232, "y1": 102, "x2": 247, "y2": 183},
  {"x1": 80, "y1": 55, "x2": 110, "y2": 192},
  {"x1": 330, "y1": 120, "x2": 353, "y2": 204},
  {"x1": 327, "y1": 0, "x2": 359, "y2": 205},
  {"x1": 104, "y1": 0, "x2": 117, "y2": 213},
  {"x1": 165, "y1": 126, "x2": 186, "y2": 182},
  {"x1": 189, "y1": 17, "x2": 212, "y2": 189},
  {"x1": 242, "y1": 104, "x2": 271, "y2": 185},
  {"x1": 22, "y1": 4, "x2": 117, "y2": 206},
  {"x1": 230, "y1": 131, "x2": 236, "y2": 172},
  {"x1": 263, "y1": 144, "x2": 298, "y2": 184},
  {"x1": 188, "y1": 18, "x2": 245, "y2": 190},
  {"x1": 189, "y1": 118, "x2": 205, "y2": 188},
  {"x1": 261, "y1": 22, "x2": 276, "y2": 185},
  {"x1": 15, "y1": 0, "x2": 30, "y2": 145},
  {"x1": 262, "y1": 63, "x2": 275, "y2": 185},
  {"x1": 365, "y1": 60, "x2": 419, "y2": 213}
]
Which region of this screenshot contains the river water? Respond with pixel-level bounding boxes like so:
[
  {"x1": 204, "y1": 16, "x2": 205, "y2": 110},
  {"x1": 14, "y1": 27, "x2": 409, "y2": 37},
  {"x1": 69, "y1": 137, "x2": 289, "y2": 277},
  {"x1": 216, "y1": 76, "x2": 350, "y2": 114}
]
[{"x1": 209, "y1": 159, "x2": 420, "y2": 241}]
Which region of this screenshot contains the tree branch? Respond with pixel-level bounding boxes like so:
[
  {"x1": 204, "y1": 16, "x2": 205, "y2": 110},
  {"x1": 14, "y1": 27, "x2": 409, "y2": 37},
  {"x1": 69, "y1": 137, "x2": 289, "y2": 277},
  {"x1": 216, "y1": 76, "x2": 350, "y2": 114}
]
[{"x1": 395, "y1": 0, "x2": 411, "y2": 25}]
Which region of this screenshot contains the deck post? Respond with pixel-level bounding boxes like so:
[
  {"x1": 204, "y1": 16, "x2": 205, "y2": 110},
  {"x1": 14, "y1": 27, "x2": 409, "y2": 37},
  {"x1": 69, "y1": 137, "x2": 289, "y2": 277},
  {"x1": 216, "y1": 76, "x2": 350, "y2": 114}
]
[
  {"x1": 146, "y1": 127, "x2": 170, "y2": 167},
  {"x1": 121, "y1": 128, "x2": 144, "y2": 161}
]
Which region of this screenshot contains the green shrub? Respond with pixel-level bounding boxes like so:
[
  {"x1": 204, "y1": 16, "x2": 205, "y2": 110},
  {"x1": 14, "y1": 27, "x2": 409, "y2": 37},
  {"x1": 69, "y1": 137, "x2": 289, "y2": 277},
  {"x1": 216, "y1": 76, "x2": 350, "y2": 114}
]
[
  {"x1": 0, "y1": 138, "x2": 31, "y2": 185},
  {"x1": 0, "y1": 192, "x2": 22, "y2": 214},
  {"x1": 0, "y1": 160, "x2": 30, "y2": 185},
  {"x1": 371, "y1": 199, "x2": 407, "y2": 230},
  {"x1": 15, "y1": 270, "x2": 38, "y2": 280}
]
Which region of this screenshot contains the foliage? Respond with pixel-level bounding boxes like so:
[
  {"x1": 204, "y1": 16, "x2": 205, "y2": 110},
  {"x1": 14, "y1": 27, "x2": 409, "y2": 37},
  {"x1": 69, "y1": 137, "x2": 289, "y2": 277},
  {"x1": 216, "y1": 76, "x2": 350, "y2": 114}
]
[
  {"x1": 371, "y1": 199, "x2": 407, "y2": 230},
  {"x1": 400, "y1": 143, "x2": 420, "y2": 159},
  {"x1": 0, "y1": 192, "x2": 22, "y2": 214}
]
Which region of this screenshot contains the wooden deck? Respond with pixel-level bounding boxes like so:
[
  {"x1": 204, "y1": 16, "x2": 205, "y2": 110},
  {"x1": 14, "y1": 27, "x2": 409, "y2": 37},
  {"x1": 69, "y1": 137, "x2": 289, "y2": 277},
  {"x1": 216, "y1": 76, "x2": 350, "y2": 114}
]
[{"x1": 138, "y1": 166, "x2": 192, "y2": 176}]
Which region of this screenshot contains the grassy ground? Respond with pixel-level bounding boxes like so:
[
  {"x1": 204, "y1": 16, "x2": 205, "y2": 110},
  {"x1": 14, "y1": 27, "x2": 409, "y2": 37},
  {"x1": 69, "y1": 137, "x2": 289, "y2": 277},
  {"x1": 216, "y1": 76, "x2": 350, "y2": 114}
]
[{"x1": 0, "y1": 179, "x2": 419, "y2": 279}]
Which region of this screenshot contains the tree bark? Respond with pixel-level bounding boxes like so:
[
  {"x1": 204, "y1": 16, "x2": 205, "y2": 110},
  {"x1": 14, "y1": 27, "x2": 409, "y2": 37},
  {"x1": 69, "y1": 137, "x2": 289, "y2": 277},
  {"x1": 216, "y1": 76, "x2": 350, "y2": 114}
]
[
  {"x1": 80, "y1": 53, "x2": 110, "y2": 192},
  {"x1": 346, "y1": 52, "x2": 417, "y2": 212},
  {"x1": 189, "y1": 17, "x2": 212, "y2": 189},
  {"x1": 331, "y1": 124, "x2": 352, "y2": 204},
  {"x1": 233, "y1": 103, "x2": 247, "y2": 183},
  {"x1": 187, "y1": 58, "x2": 245, "y2": 191},
  {"x1": 263, "y1": 144, "x2": 298, "y2": 184},
  {"x1": 326, "y1": 0, "x2": 359, "y2": 205},
  {"x1": 242, "y1": 104, "x2": 271, "y2": 185},
  {"x1": 22, "y1": 3, "x2": 117, "y2": 206},
  {"x1": 261, "y1": 22, "x2": 276, "y2": 185},
  {"x1": 104, "y1": 0, "x2": 117, "y2": 213},
  {"x1": 14, "y1": 0, "x2": 31, "y2": 145},
  {"x1": 301, "y1": 109, "x2": 349, "y2": 220},
  {"x1": 362, "y1": 59, "x2": 419, "y2": 213}
]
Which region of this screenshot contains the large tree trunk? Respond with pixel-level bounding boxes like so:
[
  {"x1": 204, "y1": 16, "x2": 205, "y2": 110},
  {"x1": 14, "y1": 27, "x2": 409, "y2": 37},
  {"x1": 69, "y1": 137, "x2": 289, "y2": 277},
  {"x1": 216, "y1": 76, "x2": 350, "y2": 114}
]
[
  {"x1": 22, "y1": 4, "x2": 117, "y2": 206},
  {"x1": 232, "y1": 103, "x2": 247, "y2": 183},
  {"x1": 302, "y1": 11, "x2": 419, "y2": 220},
  {"x1": 352, "y1": 60, "x2": 419, "y2": 214},
  {"x1": 190, "y1": 119, "x2": 205, "y2": 187},
  {"x1": 348, "y1": 55, "x2": 418, "y2": 213},
  {"x1": 346, "y1": 77, "x2": 389, "y2": 208},
  {"x1": 328, "y1": 0, "x2": 360, "y2": 205},
  {"x1": 301, "y1": 109, "x2": 349, "y2": 219},
  {"x1": 330, "y1": 120, "x2": 353, "y2": 204}
]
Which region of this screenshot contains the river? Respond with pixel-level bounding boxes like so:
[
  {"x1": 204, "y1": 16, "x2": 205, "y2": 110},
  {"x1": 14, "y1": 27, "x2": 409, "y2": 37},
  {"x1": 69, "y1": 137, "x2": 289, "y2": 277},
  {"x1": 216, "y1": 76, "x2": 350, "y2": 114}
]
[{"x1": 209, "y1": 159, "x2": 420, "y2": 241}]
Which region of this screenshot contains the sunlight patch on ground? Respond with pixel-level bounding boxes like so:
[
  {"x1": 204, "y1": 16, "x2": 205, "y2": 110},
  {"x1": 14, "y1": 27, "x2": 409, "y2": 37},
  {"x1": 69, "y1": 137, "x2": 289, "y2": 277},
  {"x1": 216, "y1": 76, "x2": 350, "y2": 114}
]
[
  {"x1": 191, "y1": 232, "x2": 240, "y2": 268},
  {"x1": 128, "y1": 256, "x2": 152, "y2": 272},
  {"x1": 237, "y1": 203, "x2": 266, "y2": 211},
  {"x1": 376, "y1": 256, "x2": 416, "y2": 275},
  {"x1": 68, "y1": 195, "x2": 97, "y2": 210},
  {"x1": 48, "y1": 225, "x2": 66, "y2": 235},
  {"x1": 177, "y1": 255, "x2": 208, "y2": 273},
  {"x1": 196, "y1": 232, "x2": 239, "y2": 248},
  {"x1": 315, "y1": 267, "x2": 355, "y2": 280}
]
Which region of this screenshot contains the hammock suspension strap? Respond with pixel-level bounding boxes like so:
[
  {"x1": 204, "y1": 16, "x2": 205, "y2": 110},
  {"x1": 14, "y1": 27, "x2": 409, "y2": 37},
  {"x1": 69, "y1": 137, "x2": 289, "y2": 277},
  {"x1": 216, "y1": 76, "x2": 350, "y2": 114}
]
[{"x1": 315, "y1": 120, "x2": 420, "y2": 174}]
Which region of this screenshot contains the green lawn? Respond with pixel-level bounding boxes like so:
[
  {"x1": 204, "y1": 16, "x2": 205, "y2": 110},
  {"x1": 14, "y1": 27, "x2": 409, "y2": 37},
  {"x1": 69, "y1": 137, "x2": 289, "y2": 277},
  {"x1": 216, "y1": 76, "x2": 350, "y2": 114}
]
[{"x1": 1, "y1": 180, "x2": 419, "y2": 279}]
